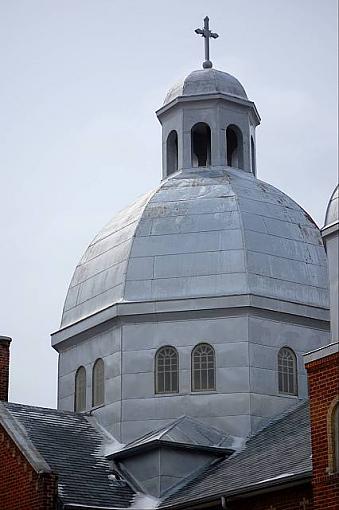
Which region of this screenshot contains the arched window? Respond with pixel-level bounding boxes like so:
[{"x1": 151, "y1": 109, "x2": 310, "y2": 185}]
[
  {"x1": 191, "y1": 122, "x2": 211, "y2": 167},
  {"x1": 328, "y1": 400, "x2": 339, "y2": 473},
  {"x1": 155, "y1": 346, "x2": 179, "y2": 394},
  {"x1": 92, "y1": 358, "x2": 105, "y2": 407},
  {"x1": 192, "y1": 343, "x2": 215, "y2": 392},
  {"x1": 251, "y1": 135, "x2": 256, "y2": 174},
  {"x1": 167, "y1": 130, "x2": 178, "y2": 176},
  {"x1": 74, "y1": 366, "x2": 86, "y2": 412},
  {"x1": 226, "y1": 125, "x2": 243, "y2": 169},
  {"x1": 278, "y1": 347, "x2": 298, "y2": 395},
  {"x1": 333, "y1": 404, "x2": 339, "y2": 472}
]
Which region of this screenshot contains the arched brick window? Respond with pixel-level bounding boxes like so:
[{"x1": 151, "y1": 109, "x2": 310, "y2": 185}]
[
  {"x1": 92, "y1": 358, "x2": 105, "y2": 407},
  {"x1": 192, "y1": 343, "x2": 215, "y2": 392},
  {"x1": 333, "y1": 404, "x2": 339, "y2": 472},
  {"x1": 278, "y1": 347, "x2": 298, "y2": 396},
  {"x1": 328, "y1": 400, "x2": 339, "y2": 473},
  {"x1": 74, "y1": 366, "x2": 86, "y2": 412},
  {"x1": 155, "y1": 346, "x2": 179, "y2": 394}
]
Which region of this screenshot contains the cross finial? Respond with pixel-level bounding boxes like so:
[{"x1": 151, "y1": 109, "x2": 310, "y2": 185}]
[{"x1": 195, "y1": 16, "x2": 219, "y2": 69}]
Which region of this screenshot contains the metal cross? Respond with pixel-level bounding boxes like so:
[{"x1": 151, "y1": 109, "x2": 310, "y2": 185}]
[{"x1": 195, "y1": 16, "x2": 219, "y2": 69}]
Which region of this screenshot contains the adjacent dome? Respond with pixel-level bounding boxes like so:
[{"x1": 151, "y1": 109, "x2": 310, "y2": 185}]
[
  {"x1": 164, "y1": 68, "x2": 248, "y2": 105},
  {"x1": 61, "y1": 168, "x2": 328, "y2": 328},
  {"x1": 324, "y1": 185, "x2": 338, "y2": 227}
]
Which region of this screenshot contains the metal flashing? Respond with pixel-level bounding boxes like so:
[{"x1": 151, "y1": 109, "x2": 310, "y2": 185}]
[
  {"x1": 52, "y1": 294, "x2": 329, "y2": 348},
  {"x1": 304, "y1": 341, "x2": 339, "y2": 364}
]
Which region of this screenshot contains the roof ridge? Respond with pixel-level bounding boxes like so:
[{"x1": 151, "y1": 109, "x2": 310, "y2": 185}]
[
  {"x1": 4, "y1": 401, "x2": 84, "y2": 416},
  {"x1": 161, "y1": 415, "x2": 187, "y2": 438},
  {"x1": 177, "y1": 415, "x2": 230, "y2": 446}
]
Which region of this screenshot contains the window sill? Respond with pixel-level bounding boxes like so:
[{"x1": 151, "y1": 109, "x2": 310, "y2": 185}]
[
  {"x1": 191, "y1": 390, "x2": 217, "y2": 395},
  {"x1": 154, "y1": 392, "x2": 179, "y2": 398},
  {"x1": 278, "y1": 393, "x2": 300, "y2": 399},
  {"x1": 154, "y1": 390, "x2": 218, "y2": 397}
]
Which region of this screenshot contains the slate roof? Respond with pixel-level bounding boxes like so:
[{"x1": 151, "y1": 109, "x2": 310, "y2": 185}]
[
  {"x1": 161, "y1": 401, "x2": 312, "y2": 508},
  {"x1": 0, "y1": 402, "x2": 135, "y2": 509},
  {"x1": 0, "y1": 400, "x2": 312, "y2": 509}
]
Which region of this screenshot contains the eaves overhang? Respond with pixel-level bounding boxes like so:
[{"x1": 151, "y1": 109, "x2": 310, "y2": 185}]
[
  {"x1": 51, "y1": 293, "x2": 330, "y2": 350},
  {"x1": 107, "y1": 439, "x2": 233, "y2": 461},
  {"x1": 161, "y1": 471, "x2": 312, "y2": 510},
  {"x1": 321, "y1": 220, "x2": 339, "y2": 239},
  {"x1": 156, "y1": 93, "x2": 261, "y2": 126}
]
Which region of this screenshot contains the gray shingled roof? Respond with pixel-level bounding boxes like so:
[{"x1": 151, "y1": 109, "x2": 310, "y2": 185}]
[
  {"x1": 161, "y1": 401, "x2": 312, "y2": 508},
  {"x1": 0, "y1": 401, "x2": 312, "y2": 509},
  {"x1": 1, "y1": 402, "x2": 135, "y2": 509}
]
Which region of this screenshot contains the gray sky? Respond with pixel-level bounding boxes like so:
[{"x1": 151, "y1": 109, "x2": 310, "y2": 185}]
[{"x1": 0, "y1": 0, "x2": 337, "y2": 408}]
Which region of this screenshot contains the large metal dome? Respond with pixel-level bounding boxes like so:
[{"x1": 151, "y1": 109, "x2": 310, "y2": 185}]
[
  {"x1": 61, "y1": 168, "x2": 329, "y2": 328},
  {"x1": 164, "y1": 68, "x2": 248, "y2": 106}
]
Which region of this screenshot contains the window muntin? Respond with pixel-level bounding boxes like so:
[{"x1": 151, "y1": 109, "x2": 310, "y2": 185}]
[
  {"x1": 92, "y1": 358, "x2": 105, "y2": 407},
  {"x1": 166, "y1": 130, "x2": 178, "y2": 175},
  {"x1": 278, "y1": 347, "x2": 298, "y2": 396},
  {"x1": 74, "y1": 366, "x2": 86, "y2": 412},
  {"x1": 192, "y1": 343, "x2": 215, "y2": 392},
  {"x1": 191, "y1": 122, "x2": 211, "y2": 167},
  {"x1": 155, "y1": 346, "x2": 179, "y2": 394}
]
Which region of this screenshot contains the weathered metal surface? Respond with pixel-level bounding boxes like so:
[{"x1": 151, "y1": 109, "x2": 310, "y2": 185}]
[
  {"x1": 164, "y1": 69, "x2": 248, "y2": 105},
  {"x1": 57, "y1": 311, "x2": 329, "y2": 443},
  {"x1": 125, "y1": 415, "x2": 231, "y2": 449},
  {"x1": 61, "y1": 167, "x2": 329, "y2": 329},
  {"x1": 57, "y1": 165, "x2": 330, "y2": 444},
  {"x1": 113, "y1": 418, "x2": 233, "y2": 499}
]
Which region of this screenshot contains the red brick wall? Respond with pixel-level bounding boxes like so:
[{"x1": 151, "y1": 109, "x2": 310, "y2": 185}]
[
  {"x1": 306, "y1": 351, "x2": 339, "y2": 510},
  {"x1": 0, "y1": 337, "x2": 11, "y2": 401},
  {"x1": 0, "y1": 425, "x2": 57, "y2": 510},
  {"x1": 225, "y1": 484, "x2": 313, "y2": 510}
]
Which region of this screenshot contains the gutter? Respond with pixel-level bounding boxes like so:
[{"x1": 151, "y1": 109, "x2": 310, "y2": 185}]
[
  {"x1": 63, "y1": 505, "x2": 125, "y2": 510},
  {"x1": 161, "y1": 471, "x2": 312, "y2": 509}
]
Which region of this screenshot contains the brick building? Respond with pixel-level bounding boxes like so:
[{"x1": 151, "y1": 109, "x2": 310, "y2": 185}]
[{"x1": 0, "y1": 18, "x2": 338, "y2": 510}]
